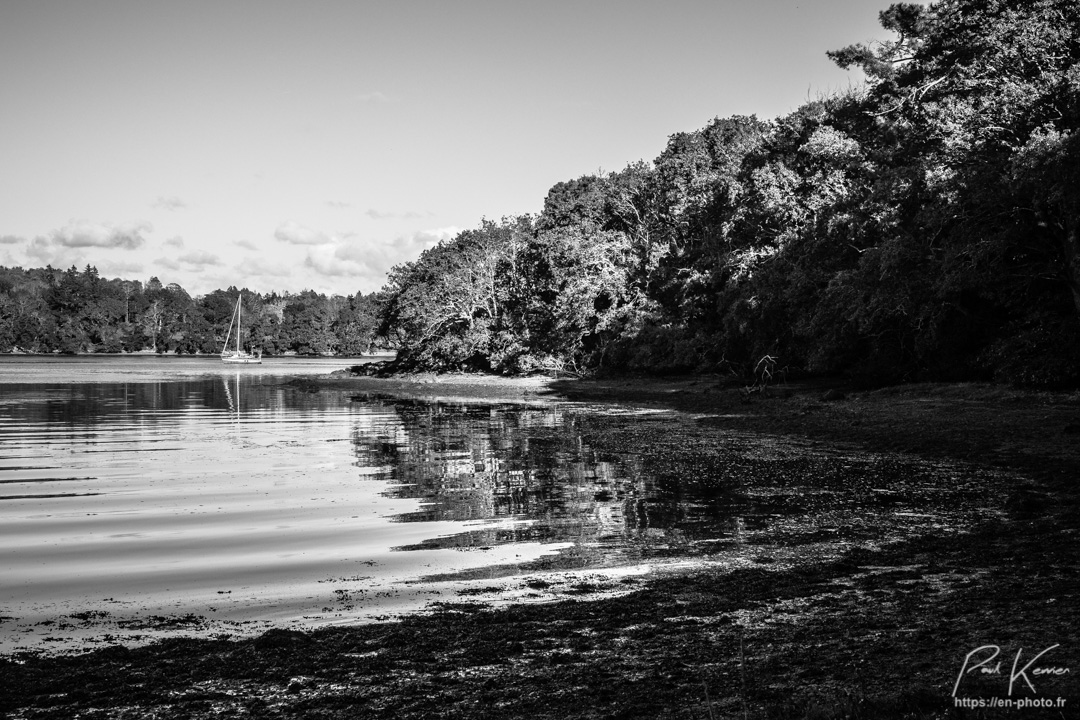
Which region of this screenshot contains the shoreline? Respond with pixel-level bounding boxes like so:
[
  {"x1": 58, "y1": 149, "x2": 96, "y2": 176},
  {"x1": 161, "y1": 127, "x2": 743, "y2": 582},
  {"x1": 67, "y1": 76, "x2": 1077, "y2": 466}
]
[
  {"x1": 310, "y1": 371, "x2": 1080, "y2": 476},
  {"x1": 4, "y1": 373, "x2": 1078, "y2": 718}
]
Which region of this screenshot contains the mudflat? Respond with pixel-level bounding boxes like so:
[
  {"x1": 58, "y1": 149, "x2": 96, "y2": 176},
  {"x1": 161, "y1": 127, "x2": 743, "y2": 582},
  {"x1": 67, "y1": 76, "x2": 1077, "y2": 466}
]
[{"x1": 4, "y1": 374, "x2": 1078, "y2": 719}]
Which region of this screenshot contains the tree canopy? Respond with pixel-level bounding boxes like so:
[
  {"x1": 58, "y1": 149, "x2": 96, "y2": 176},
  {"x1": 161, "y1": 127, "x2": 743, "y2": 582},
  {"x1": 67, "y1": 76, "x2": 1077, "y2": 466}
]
[
  {"x1": 0, "y1": 265, "x2": 382, "y2": 357},
  {"x1": 375, "y1": 0, "x2": 1080, "y2": 387}
]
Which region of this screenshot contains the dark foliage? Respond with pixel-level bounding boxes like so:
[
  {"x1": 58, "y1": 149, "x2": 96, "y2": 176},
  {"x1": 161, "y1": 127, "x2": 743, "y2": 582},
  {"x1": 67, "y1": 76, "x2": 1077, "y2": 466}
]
[
  {"x1": 376, "y1": 0, "x2": 1080, "y2": 387},
  {"x1": 0, "y1": 265, "x2": 383, "y2": 357}
]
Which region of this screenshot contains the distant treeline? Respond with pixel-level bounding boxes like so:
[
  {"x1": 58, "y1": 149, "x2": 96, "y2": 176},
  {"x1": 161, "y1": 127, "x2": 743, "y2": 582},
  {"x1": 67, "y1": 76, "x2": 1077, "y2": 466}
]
[
  {"x1": 377, "y1": 0, "x2": 1080, "y2": 387},
  {"x1": 0, "y1": 265, "x2": 380, "y2": 356}
]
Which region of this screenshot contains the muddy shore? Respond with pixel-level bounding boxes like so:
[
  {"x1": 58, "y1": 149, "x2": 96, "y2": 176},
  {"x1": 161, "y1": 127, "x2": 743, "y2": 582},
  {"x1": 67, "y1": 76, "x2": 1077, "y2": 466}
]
[{"x1": 3, "y1": 374, "x2": 1078, "y2": 718}]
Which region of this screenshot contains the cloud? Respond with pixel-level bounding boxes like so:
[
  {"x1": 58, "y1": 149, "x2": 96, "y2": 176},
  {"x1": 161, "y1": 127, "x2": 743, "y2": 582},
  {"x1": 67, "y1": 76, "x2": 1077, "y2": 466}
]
[
  {"x1": 326, "y1": 200, "x2": 352, "y2": 209},
  {"x1": 153, "y1": 196, "x2": 187, "y2": 211},
  {"x1": 244, "y1": 257, "x2": 292, "y2": 277},
  {"x1": 303, "y1": 243, "x2": 373, "y2": 278},
  {"x1": 406, "y1": 227, "x2": 461, "y2": 250},
  {"x1": 97, "y1": 259, "x2": 145, "y2": 275},
  {"x1": 23, "y1": 221, "x2": 152, "y2": 270},
  {"x1": 0, "y1": 234, "x2": 25, "y2": 245},
  {"x1": 177, "y1": 251, "x2": 222, "y2": 268},
  {"x1": 234, "y1": 239, "x2": 258, "y2": 250},
  {"x1": 274, "y1": 220, "x2": 332, "y2": 246},
  {"x1": 152, "y1": 252, "x2": 219, "y2": 272},
  {"x1": 365, "y1": 208, "x2": 429, "y2": 220},
  {"x1": 27, "y1": 235, "x2": 61, "y2": 262},
  {"x1": 301, "y1": 227, "x2": 461, "y2": 282},
  {"x1": 50, "y1": 220, "x2": 152, "y2": 250},
  {"x1": 165, "y1": 235, "x2": 185, "y2": 248},
  {"x1": 329, "y1": 242, "x2": 370, "y2": 265}
]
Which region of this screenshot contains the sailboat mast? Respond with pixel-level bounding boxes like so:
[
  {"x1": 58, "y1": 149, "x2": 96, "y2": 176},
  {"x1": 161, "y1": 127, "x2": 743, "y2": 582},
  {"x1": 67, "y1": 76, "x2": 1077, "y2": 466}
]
[
  {"x1": 221, "y1": 298, "x2": 236, "y2": 355},
  {"x1": 237, "y1": 293, "x2": 242, "y2": 354}
]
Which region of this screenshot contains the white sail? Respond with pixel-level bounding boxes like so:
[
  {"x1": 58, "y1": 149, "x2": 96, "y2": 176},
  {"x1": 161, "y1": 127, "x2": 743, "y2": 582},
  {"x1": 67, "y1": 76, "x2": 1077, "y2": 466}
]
[{"x1": 221, "y1": 292, "x2": 262, "y2": 364}]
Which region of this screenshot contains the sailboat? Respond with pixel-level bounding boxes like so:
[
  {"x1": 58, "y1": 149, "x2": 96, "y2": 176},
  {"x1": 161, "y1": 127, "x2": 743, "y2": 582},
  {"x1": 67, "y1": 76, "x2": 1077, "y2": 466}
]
[{"x1": 221, "y1": 293, "x2": 263, "y2": 364}]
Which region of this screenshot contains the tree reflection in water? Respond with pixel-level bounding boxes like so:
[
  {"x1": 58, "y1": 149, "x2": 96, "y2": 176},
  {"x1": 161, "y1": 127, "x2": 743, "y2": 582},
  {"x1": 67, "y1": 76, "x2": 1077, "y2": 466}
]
[{"x1": 349, "y1": 399, "x2": 746, "y2": 568}]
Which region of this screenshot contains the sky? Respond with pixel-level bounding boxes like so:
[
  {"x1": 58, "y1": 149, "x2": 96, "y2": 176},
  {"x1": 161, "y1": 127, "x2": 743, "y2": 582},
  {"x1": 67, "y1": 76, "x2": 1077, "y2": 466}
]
[{"x1": 0, "y1": 0, "x2": 902, "y2": 297}]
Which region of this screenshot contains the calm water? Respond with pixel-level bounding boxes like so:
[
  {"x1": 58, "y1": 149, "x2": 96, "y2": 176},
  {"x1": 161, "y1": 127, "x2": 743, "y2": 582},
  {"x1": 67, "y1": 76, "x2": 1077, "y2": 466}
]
[{"x1": 0, "y1": 357, "x2": 1007, "y2": 653}]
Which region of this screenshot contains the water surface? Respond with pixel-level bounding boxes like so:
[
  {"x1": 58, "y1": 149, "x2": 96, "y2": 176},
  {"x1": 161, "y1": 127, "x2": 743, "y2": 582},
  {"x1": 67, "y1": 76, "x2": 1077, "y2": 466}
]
[{"x1": 0, "y1": 357, "x2": 1007, "y2": 653}]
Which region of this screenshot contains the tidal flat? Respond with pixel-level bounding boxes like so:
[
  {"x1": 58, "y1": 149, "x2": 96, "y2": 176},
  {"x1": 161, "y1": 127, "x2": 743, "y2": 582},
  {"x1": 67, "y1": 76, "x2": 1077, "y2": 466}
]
[{"x1": 2, "y1": 369, "x2": 1078, "y2": 718}]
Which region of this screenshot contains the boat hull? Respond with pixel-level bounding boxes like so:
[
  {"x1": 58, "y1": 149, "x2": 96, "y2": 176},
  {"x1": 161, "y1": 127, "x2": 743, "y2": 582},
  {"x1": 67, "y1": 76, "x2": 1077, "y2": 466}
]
[{"x1": 221, "y1": 353, "x2": 262, "y2": 364}]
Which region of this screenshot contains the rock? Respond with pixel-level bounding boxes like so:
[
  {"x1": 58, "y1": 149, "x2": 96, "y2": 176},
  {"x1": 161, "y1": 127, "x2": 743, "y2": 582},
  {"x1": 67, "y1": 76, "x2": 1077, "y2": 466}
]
[{"x1": 287, "y1": 676, "x2": 315, "y2": 693}]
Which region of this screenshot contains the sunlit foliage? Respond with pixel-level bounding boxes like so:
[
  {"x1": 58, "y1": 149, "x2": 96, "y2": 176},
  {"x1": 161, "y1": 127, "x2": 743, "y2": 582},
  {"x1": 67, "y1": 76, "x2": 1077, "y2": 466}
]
[{"x1": 377, "y1": 0, "x2": 1080, "y2": 387}]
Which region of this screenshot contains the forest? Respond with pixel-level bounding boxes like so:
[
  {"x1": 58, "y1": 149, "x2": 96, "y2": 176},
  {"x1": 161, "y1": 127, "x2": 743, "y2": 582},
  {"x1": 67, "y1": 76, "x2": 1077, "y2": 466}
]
[
  {"x1": 377, "y1": 0, "x2": 1080, "y2": 388},
  {"x1": 0, "y1": 265, "x2": 380, "y2": 357},
  {"x1": 4, "y1": 1, "x2": 1080, "y2": 387}
]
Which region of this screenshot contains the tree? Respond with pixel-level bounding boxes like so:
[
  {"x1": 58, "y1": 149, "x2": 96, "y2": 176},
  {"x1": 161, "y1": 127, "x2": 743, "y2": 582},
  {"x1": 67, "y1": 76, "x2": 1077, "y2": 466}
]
[
  {"x1": 333, "y1": 292, "x2": 380, "y2": 355},
  {"x1": 283, "y1": 291, "x2": 336, "y2": 355},
  {"x1": 379, "y1": 218, "x2": 531, "y2": 371},
  {"x1": 825, "y1": 0, "x2": 1080, "y2": 382},
  {"x1": 512, "y1": 226, "x2": 636, "y2": 372}
]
